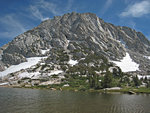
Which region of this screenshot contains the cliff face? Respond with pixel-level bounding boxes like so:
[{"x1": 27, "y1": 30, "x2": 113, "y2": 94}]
[{"x1": 0, "y1": 12, "x2": 150, "y2": 74}]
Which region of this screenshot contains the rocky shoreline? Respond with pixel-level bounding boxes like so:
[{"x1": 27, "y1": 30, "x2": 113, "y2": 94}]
[{"x1": 1, "y1": 85, "x2": 150, "y2": 94}]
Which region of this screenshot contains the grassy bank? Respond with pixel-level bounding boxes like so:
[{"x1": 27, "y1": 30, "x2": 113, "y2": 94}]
[{"x1": 17, "y1": 85, "x2": 150, "y2": 94}]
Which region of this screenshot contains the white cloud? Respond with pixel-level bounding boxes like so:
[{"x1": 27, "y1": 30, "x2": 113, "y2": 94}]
[
  {"x1": 0, "y1": 15, "x2": 26, "y2": 39},
  {"x1": 38, "y1": 0, "x2": 61, "y2": 16},
  {"x1": 101, "y1": 0, "x2": 113, "y2": 14},
  {"x1": 120, "y1": 0, "x2": 150, "y2": 17},
  {"x1": 29, "y1": 0, "x2": 74, "y2": 21},
  {"x1": 0, "y1": 0, "x2": 74, "y2": 40},
  {"x1": 29, "y1": 5, "x2": 46, "y2": 21}
]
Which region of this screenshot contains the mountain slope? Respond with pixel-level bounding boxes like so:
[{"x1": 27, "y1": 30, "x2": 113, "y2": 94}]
[{"x1": 0, "y1": 12, "x2": 150, "y2": 78}]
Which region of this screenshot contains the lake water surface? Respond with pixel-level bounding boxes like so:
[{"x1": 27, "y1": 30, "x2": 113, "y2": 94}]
[{"x1": 0, "y1": 87, "x2": 150, "y2": 113}]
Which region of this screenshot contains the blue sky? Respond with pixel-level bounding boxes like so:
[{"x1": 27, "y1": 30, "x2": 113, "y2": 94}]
[{"x1": 0, "y1": 0, "x2": 150, "y2": 47}]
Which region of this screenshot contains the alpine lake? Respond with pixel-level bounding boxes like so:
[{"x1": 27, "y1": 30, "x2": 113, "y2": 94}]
[{"x1": 0, "y1": 87, "x2": 150, "y2": 113}]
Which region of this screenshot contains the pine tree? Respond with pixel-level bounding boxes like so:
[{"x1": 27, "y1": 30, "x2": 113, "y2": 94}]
[
  {"x1": 133, "y1": 75, "x2": 141, "y2": 87},
  {"x1": 102, "y1": 71, "x2": 113, "y2": 88},
  {"x1": 88, "y1": 71, "x2": 101, "y2": 89}
]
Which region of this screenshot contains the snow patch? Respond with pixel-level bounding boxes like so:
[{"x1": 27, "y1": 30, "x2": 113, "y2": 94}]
[
  {"x1": 112, "y1": 53, "x2": 139, "y2": 72},
  {"x1": 80, "y1": 58, "x2": 85, "y2": 60},
  {"x1": 67, "y1": 40, "x2": 70, "y2": 44},
  {"x1": 41, "y1": 49, "x2": 49, "y2": 55},
  {"x1": 144, "y1": 56, "x2": 150, "y2": 60},
  {"x1": 63, "y1": 84, "x2": 69, "y2": 87},
  {"x1": 49, "y1": 70, "x2": 63, "y2": 76},
  {"x1": 138, "y1": 75, "x2": 150, "y2": 80},
  {"x1": 18, "y1": 72, "x2": 40, "y2": 79},
  {"x1": 0, "y1": 57, "x2": 47, "y2": 77},
  {"x1": 68, "y1": 59, "x2": 78, "y2": 66},
  {"x1": 0, "y1": 82, "x2": 9, "y2": 86},
  {"x1": 67, "y1": 40, "x2": 70, "y2": 48},
  {"x1": 18, "y1": 70, "x2": 63, "y2": 79},
  {"x1": 40, "y1": 63, "x2": 45, "y2": 65}
]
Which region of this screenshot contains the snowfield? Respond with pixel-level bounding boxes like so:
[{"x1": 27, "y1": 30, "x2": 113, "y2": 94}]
[
  {"x1": 67, "y1": 40, "x2": 70, "y2": 47},
  {"x1": 41, "y1": 49, "x2": 50, "y2": 55},
  {"x1": 18, "y1": 72, "x2": 40, "y2": 79},
  {"x1": 144, "y1": 56, "x2": 150, "y2": 60},
  {"x1": 138, "y1": 75, "x2": 150, "y2": 80},
  {"x1": 112, "y1": 53, "x2": 139, "y2": 72},
  {"x1": 18, "y1": 70, "x2": 63, "y2": 79},
  {"x1": 0, "y1": 57, "x2": 47, "y2": 77},
  {"x1": 68, "y1": 59, "x2": 78, "y2": 66},
  {"x1": 0, "y1": 82, "x2": 9, "y2": 86},
  {"x1": 49, "y1": 70, "x2": 63, "y2": 76}
]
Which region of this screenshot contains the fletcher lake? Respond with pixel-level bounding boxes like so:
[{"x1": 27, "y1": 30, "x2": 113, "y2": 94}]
[{"x1": 0, "y1": 87, "x2": 150, "y2": 113}]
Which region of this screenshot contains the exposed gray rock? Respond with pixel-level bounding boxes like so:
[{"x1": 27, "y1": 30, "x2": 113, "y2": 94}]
[
  {"x1": 2, "y1": 53, "x2": 27, "y2": 65},
  {"x1": 0, "y1": 61, "x2": 5, "y2": 71},
  {"x1": 0, "y1": 12, "x2": 149, "y2": 74}
]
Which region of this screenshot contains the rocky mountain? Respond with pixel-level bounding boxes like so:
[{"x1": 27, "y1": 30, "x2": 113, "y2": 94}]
[{"x1": 0, "y1": 12, "x2": 150, "y2": 87}]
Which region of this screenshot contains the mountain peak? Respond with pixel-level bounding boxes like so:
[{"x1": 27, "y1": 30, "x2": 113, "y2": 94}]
[{"x1": 0, "y1": 12, "x2": 150, "y2": 75}]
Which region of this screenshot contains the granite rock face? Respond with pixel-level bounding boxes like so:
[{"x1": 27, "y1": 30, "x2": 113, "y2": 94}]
[
  {"x1": 0, "y1": 61, "x2": 5, "y2": 71},
  {"x1": 0, "y1": 12, "x2": 150, "y2": 74},
  {"x1": 2, "y1": 53, "x2": 26, "y2": 65}
]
